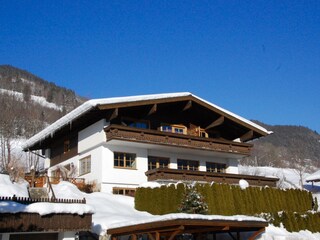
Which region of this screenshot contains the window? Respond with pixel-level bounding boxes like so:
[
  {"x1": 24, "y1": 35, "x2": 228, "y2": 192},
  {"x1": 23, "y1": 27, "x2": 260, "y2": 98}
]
[
  {"x1": 113, "y1": 187, "x2": 136, "y2": 197},
  {"x1": 79, "y1": 156, "x2": 91, "y2": 175},
  {"x1": 206, "y1": 162, "x2": 226, "y2": 173},
  {"x1": 114, "y1": 152, "x2": 136, "y2": 169},
  {"x1": 148, "y1": 156, "x2": 170, "y2": 170},
  {"x1": 177, "y1": 159, "x2": 199, "y2": 171},
  {"x1": 160, "y1": 124, "x2": 187, "y2": 134},
  {"x1": 63, "y1": 140, "x2": 70, "y2": 153},
  {"x1": 122, "y1": 118, "x2": 149, "y2": 129}
]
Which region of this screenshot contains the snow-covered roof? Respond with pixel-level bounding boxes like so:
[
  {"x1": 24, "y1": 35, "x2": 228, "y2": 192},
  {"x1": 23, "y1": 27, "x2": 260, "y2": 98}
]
[
  {"x1": 306, "y1": 170, "x2": 320, "y2": 182},
  {"x1": 22, "y1": 92, "x2": 271, "y2": 150}
]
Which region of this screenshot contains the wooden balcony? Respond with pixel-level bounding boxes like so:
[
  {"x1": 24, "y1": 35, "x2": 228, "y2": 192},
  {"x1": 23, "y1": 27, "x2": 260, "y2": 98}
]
[
  {"x1": 146, "y1": 168, "x2": 279, "y2": 187},
  {"x1": 105, "y1": 125, "x2": 252, "y2": 156}
]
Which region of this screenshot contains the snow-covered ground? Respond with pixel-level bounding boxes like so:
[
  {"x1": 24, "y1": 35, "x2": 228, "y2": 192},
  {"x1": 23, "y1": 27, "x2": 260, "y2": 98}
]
[{"x1": 0, "y1": 173, "x2": 319, "y2": 239}]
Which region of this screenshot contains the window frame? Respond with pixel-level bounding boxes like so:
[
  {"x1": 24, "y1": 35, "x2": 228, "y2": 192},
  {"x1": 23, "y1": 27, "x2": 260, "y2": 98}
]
[
  {"x1": 122, "y1": 117, "x2": 150, "y2": 129},
  {"x1": 206, "y1": 161, "x2": 227, "y2": 173},
  {"x1": 160, "y1": 124, "x2": 187, "y2": 135},
  {"x1": 148, "y1": 156, "x2": 170, "y2": 170},
  {"x1": 114, "y1": 152, "x2": 137, "y2": 169},
  {"x1": 113, "y1": 187, "x2": 136, "y2": 197},
  {"x1": 63, "y1": 140, "x2": 70, "y2": 153},
  {"x1": 177, "y1": 159, "x2": 199, "y2": 171},
  {"x1": 79, "y1": 155, "x2": 91, "y2": 176}
]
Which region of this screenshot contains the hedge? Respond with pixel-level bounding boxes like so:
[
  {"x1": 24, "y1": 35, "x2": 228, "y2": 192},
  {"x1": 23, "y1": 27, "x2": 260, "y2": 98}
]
[
  {"x1": 135, "y1": 183, "x2": 313, "y2": 215},
  {"x1": 135, "y1": 183, "x2": 318, "y2": 232}
]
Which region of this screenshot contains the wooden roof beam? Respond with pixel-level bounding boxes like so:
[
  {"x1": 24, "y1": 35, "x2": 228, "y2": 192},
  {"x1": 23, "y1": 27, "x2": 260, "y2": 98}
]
[
  {"x1": 109, "y1": 108, "x2": 118, "y2": 121},
  {"x1": 183, "y1": 100, "x2": 192, "y2": 111},
  {"x1": 205, "y1": 116, "x2": 224, "y2": 130},
  {"x1": 240, "y1": 130, "x2": 254, "y2": 142},
  {"x1": 148, "y1": 104, "x2": 157, "y2": 115}
]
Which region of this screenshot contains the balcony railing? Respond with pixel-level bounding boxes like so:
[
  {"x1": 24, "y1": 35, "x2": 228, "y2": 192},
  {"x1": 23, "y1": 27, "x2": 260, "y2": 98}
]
[
  {"x1": 105, "y1": 125, "x2": 252, "y2": 156},
  {"x1": 145, "y1": 168, "x2": 279, "y2": 187}
]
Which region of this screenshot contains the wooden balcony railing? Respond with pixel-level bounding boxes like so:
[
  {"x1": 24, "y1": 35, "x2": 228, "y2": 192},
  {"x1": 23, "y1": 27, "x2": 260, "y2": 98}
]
[
  {"x1": 145, "y1": 168, "x2": 279, "y2": 187},
  {"x1": 105, "y1": 125, "x2": 252, "y2": 156}
]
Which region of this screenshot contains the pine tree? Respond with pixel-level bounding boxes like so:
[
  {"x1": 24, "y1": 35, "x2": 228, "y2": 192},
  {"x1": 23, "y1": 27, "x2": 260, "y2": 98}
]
[{"x1": 178, "y1": 185, "x2": 208, "y2": 214}]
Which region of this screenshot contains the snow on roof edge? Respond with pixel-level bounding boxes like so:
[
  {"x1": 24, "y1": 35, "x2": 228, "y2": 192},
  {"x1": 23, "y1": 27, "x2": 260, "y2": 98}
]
[
  {"x1": 22, "y1": 92, "x2": 270, "y2": 150},
  {"x1": 107, "y1": 213, "x2": 267, "y2": 230},
  {"x1": 306, "y1": 170, "x2": 320, "y2": 182},
  {"x1": 22, "y1": 92, "x2": 192, "y2": 150}
]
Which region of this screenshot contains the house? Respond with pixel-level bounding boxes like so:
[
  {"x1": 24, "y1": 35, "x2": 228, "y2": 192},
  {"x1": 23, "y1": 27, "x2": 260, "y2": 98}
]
[{"x1": 22, "y1": 92, "x2": 276, "y2": 194}]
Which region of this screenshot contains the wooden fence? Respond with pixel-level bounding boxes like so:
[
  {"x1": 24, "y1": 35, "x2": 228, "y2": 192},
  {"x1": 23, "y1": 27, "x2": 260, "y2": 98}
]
[{"x1": 0, "y1": 195, "x2": 86, "y2": 204}]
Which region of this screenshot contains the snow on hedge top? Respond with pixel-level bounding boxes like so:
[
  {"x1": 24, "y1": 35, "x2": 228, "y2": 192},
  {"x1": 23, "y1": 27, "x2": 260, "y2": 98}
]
[{"x1": 22, "y1": 92, "x2": 271, "y2": 150}]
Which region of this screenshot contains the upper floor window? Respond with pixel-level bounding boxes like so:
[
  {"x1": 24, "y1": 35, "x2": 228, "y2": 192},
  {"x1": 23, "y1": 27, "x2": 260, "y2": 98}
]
[
  {"x1": 177, "y1": 159, "x2": 199, "y2": 171},
  {"x1": 79, "y1": 156, "x2": 91, "y2": 175},
  {"x1": 63, "y1": 140, "x2": 70, "y2": 153},
  {"x1": 148, "y1": 156, "x2": 170, "y2": 170},
  {"x1": 206, "y1": 162, "x2": 226, "y2": 173},
  {"x1": 160, "y1": 124, "x2": 187, "y2": 134},
  {"x1": 114, "y1": 152, "x2": 136, "y2": 169},
  {"x1": 122, "y1": 118, "x2": 149, "y2": 129}
]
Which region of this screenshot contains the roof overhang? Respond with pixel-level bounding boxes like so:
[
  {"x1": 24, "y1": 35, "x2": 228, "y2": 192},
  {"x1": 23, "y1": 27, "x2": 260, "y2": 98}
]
[
  {"x1": 107, "y1": 217, "x2": 268, "y2": 239},
  {"x1": 22, "y1": 92, "x2": 272, "y2": 151}
]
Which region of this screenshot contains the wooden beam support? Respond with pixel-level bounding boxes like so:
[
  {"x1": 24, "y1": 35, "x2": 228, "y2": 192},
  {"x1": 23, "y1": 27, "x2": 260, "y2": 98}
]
[
  {"x1": 148, "y1": 104, "x2": 157, "y2": 115},
  {"x1": 240, "y1": 130, "x2": 253, "y2": 142},
  {"x1": 168, "y1": 226, "x2": 184, "y2": 240},
  {"x1": 109, "y1": 108, "x2": 118, "y2": 121},
  {"x1": 147, "y1": 233, "x2": 155, "y2": 240},
  {"x1": 155, "y1": 231, "x2": 160, "y2": 240},
  {"x1": 248, "y1": 227, "x2": 265, "y2": 240},
  {"x1": 205, "y1": 116, "x2": 224, "y2": 130},
  {"x1": 183, "y1": 100, "x2": 192, "y2": 111}
]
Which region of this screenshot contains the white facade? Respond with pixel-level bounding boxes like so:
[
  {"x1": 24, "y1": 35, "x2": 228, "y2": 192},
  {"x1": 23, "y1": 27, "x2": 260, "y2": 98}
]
[{"x1": 47, "y1": 120, "x2": 242, "y2": 193}]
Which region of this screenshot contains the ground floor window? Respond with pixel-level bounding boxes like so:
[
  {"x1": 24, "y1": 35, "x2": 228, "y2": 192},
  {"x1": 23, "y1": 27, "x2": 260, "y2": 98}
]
[
  {"x1": 113, "y1": 187, "x2": 136, "y2": 197},
  {"x1": 177, "y1": 159, "x2": 199, "y2": 171},
  {"x1": 79, "y1": 156, "x2": 91, "y2": 175},
  {"x1": 114, "y1": 152, "x2": 136, "y2": 169},
  {"x1": 148, "y1": 156, "x2": 170, "y2": 170},
  {"x1": 206, "y1": 162, "x2": 226, "y2": 173}
]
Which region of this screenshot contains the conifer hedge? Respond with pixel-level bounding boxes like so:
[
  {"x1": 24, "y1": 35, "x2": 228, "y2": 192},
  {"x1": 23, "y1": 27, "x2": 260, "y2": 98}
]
[
  {"x1": 135, "y1": 183, "x2": 313, "y2": 215},
  {"x1": 134, "y1": 183, "x2": 319, "y2": 232}
]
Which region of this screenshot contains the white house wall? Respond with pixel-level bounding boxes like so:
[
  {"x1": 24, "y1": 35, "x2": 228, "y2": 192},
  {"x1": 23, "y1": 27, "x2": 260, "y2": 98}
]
[
  {"x1": 99, "y1": 140, "x2": 242, "y2": 193},
  {"x1": 78, "y1": 119, "x2": 107, "y2": 153}
]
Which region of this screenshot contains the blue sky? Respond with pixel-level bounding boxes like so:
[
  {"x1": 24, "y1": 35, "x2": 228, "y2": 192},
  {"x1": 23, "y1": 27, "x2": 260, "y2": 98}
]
[{"x1": 1, "y1": 1, "x2": 319, "y2": 132}]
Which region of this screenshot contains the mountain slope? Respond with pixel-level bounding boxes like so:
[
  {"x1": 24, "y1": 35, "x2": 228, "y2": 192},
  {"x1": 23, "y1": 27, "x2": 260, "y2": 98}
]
[
  {"x1": 0, "y1": 65, "x2": 86, "y2": 138},
  {"x1": 244, "y1": 121, "x2": 320, "y2": 169}
]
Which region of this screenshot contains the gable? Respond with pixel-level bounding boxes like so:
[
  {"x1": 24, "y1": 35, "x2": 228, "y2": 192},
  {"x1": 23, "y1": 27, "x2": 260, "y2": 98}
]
[{"x1": 22, "y1": 92, "x2": 270, "y2": 151}]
